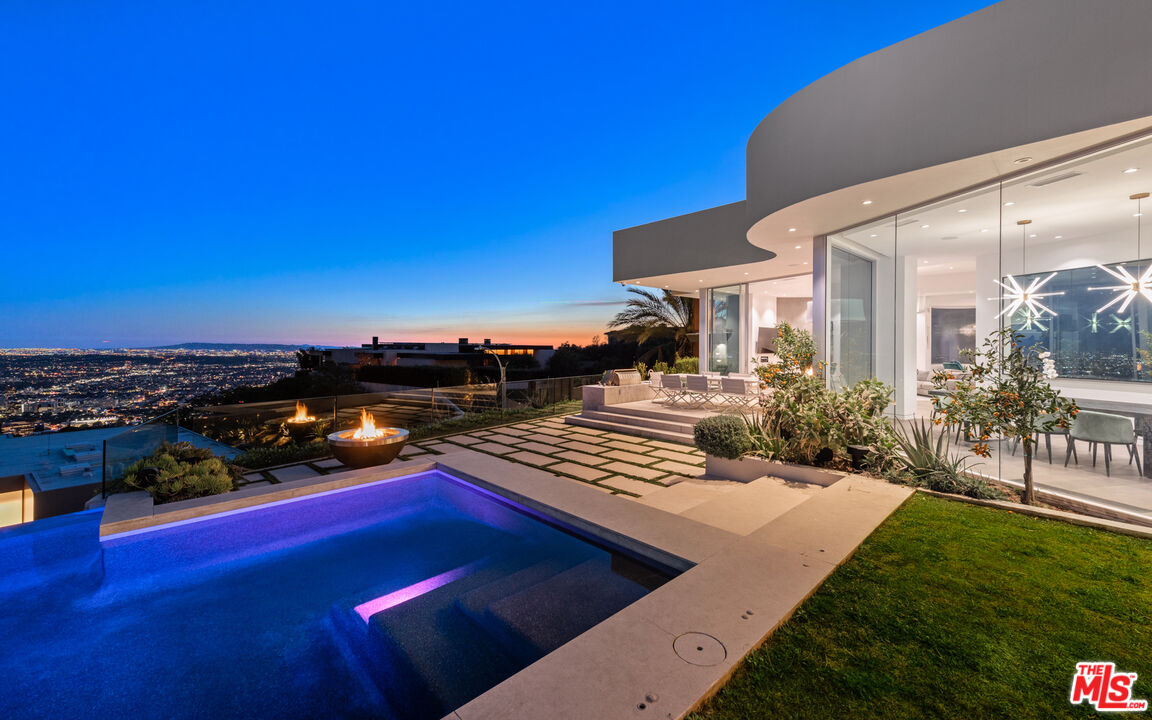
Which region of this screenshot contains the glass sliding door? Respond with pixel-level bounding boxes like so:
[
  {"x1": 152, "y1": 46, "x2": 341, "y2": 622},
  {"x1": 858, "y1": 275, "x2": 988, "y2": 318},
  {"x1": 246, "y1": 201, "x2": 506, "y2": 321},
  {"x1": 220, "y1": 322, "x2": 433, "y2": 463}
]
[
  {"x1": 828, "y1": 247, "x2": 874, "y2": 389},
  {"x1": 707, "y1": 285, "x2": 741, "y2": 375}
]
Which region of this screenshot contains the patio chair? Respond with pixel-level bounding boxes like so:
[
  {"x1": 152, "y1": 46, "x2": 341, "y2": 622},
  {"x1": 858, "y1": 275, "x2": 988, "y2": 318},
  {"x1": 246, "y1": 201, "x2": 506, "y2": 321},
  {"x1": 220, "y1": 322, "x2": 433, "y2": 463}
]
[
  {"x1": 684, "y1": 374, "x2": 717, "y2": 408},
  {"x1": 660, "y1": 374, "x2": 687, "y2": 406},
  {"x1": 719, "y1": 376, "x2": 759, "y2": 410},
  {"x1": 1064, "y1": 410, "x2": 1141, "y2": 477},
  {"x1": 648, "y1": 371, "x2": 668, "y2": 400}
]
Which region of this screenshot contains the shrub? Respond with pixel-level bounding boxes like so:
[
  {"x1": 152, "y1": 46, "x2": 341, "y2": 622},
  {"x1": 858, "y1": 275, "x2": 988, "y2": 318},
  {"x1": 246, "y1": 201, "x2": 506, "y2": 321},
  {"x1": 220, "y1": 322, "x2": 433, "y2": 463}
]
[
  {"x1": 694, "y1": 415, "x2": 753, "y2": 459},
  {"x1": 888, "y1": 420, "x2": 1000, "y2": 499},
  {"x1": 232, "y1": 441, "x2": 330, "y2": 469},
  {"x1": 632, "y1": 361, "x2": 649, "y2": 380},
  {"x1": 673, "y1": 355, "x2": 699, "y2": 374},
  {"x1": 748, "y1": 373, "x2": 895, "y2": 469},
  {"x1": 120, "y1": 442, "x2": 239, "y2": 504}
]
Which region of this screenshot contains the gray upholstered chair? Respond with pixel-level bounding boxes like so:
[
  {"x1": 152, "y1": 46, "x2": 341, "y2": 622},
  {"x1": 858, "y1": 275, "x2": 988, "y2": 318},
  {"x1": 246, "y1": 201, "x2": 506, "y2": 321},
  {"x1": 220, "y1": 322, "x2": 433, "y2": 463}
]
[
  {"x1": 1064, "y1": 411, "x2": 1141, "y2": 477},
  {"x1": 1011, "y1": 412, "x2": 1072, "y2": 464}
]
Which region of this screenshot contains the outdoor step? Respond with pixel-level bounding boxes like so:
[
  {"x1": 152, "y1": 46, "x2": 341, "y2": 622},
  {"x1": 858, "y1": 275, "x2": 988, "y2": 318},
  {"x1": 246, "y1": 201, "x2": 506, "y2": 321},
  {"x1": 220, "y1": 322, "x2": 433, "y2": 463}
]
[
  {"x1": 482, "y1": 559, "x2": 649, "y2": 664},
  {"x1": 564, "y1": 415, "x2": 694, "y2": 445},
  {"x1": 635, "y1": 480, "x2": 741, "y2": 515},
  {"x1": 597, "y1": 403, "x2": 713, "y2": 426},
  {"x1": 579, "y1": 409, "x2": 695, "y2": 435}
]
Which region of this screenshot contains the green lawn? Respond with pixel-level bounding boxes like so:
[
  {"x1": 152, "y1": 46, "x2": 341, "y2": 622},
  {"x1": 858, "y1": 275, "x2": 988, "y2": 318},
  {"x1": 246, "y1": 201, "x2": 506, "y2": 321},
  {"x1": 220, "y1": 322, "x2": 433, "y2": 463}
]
[{"x1": 689, "y1": 494, "x2": 1152, "y2": 719}]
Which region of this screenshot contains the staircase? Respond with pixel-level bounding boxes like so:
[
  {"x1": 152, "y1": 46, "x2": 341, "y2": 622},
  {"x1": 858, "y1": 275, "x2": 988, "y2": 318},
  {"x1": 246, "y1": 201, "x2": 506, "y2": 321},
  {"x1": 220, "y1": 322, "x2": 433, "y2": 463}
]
[
  {"x1": 330, "y1": 552, "x2": 652, "y2": 720},
  {"x1": 564, "y1": 402, "x2": 701, "y2": 444}
]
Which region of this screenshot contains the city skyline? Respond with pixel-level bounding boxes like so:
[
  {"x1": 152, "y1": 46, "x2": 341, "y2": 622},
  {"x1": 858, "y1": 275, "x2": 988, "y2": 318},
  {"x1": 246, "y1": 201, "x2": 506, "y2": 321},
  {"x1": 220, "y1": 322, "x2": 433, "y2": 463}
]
[{"x1": 1, "y1": 1, "x2": 992, "y2": 348}]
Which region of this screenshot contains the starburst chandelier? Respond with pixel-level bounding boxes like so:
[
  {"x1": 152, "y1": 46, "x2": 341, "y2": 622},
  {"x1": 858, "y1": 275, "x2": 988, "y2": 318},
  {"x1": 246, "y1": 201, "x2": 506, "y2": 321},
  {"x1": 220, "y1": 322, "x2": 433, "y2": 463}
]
[
  {"x1": 992, "y1": 220, "x2": 1063, "y2": 322},
  {"x1": 993, "y1": 272, "x2": 1062, "y2": 319},
  {"x1": 1090, "y1": 192, "x2": 1151, "y2": 313}
]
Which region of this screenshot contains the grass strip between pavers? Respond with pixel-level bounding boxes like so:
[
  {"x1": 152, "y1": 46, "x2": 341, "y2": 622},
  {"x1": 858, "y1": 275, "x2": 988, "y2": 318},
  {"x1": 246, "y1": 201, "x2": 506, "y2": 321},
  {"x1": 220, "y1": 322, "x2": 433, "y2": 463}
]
[{"x1": 688, "y1": 493, "x2": 1152, "y2": 720}]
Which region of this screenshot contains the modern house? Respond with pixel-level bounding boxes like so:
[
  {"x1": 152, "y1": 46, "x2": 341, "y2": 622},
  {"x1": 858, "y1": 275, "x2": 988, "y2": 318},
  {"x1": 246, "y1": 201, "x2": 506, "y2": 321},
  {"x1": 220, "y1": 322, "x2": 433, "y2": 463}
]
[
  {"x1": 614, "y1": 0, "x2": 1152, "y2": 419},
  {"x1": 304, "y1": 337, "x2": 555, "y2": 370}
]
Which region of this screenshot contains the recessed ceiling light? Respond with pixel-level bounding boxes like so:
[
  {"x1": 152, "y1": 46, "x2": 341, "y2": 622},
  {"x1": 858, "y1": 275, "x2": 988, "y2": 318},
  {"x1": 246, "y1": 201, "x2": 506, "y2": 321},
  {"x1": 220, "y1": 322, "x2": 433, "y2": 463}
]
[
  {"x1": 981, "y1": 228, "x2": 990, "y2": 233},
  {"x1": 788, "y1": 227, "x2": 796, "y2": 232},
  {"x1": 1004, "y1": 201, "x2": 1015, "y2": 207},
  {"x1": 744, "y1": 272, "x2": 749, "y2": 275},
  {"x1": 958, "y1": 208, "x2": 968, "y2": 213},
  {"x1": 802, "y1": 261, "x2": 809, "y2": 265},
  {"x1": 794, "y1": 245, "x2": 802, "y2": 249},
  {"x1": 1029, "y1": 233, "x2": 1037, "y2": 238},
  {"x1": 862, "y1": 200, "x2": 873, "y2": 205},
  {"x1": 922, "y1": 260, "x2": 929, "y2": 264},
  {"x1": 1014, "y1": 156, "x2": 1033, "y2": 164},
  {"x1": 1136, "y1": 212, "x2": 1145, "y2": 217},
  {"x1": 663, "y1": 285, "x2": 668, "y2": 288},
  {"x1": 870, "y1": 234, "x2": 878, "y2": 238},
  {"x1": 949, "y1": 266, "x2": 954, "y2": 270},
  {"x1": 1054, "y1": 235, "x2": 1063, "y2": 239},
  {"x1": 698, "y1": 279, "x2": 703, "y2": 283},
  {"x1": 1124, "y1": 168, "x2": 1139, "y2": 174},
  {"x1": 920, "y1": 224, "x2": 930, "y2": 229}
]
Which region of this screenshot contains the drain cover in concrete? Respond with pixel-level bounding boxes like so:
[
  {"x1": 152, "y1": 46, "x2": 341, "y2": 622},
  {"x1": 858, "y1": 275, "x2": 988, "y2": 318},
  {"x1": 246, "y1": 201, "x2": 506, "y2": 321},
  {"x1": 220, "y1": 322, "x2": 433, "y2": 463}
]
[{"x1": 673, "y1": 632, "x2": 726, "y2": 666}]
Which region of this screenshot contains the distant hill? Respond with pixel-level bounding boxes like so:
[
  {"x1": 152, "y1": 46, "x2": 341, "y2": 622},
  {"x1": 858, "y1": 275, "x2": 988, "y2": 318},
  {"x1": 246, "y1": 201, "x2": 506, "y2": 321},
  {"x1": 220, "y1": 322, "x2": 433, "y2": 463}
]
[{"x1": 143, "y1": 342, "x2": 308, "y2": 351}]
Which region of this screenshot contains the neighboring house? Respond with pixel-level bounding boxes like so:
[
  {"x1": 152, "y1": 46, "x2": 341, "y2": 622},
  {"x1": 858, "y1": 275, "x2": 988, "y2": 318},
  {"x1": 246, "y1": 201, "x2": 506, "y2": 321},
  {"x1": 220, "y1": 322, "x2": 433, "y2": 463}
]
[
  {"x1": 304, "y1": 338, "x2": 555, "y2": 370},
  {"x1": 614, "y1": 0, "x2": 1152, "y2": 416}
]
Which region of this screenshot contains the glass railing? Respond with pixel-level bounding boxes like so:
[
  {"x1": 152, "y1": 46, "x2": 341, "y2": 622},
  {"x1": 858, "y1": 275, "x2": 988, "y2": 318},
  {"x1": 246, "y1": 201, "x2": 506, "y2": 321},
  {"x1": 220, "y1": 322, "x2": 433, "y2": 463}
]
[
  {"x1": 181, "y1": 374, "x2": 602, "y2": 452},
  {"x1": 101, "y1": 409, "x2": 180, "y2": 497}
]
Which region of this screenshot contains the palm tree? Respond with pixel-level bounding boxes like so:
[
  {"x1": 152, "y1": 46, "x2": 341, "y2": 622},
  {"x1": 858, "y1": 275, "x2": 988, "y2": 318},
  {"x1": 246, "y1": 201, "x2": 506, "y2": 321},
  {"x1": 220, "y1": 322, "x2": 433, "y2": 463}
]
[{"x1": 608, "y1": 287, "x2": 697, "y2": 361}]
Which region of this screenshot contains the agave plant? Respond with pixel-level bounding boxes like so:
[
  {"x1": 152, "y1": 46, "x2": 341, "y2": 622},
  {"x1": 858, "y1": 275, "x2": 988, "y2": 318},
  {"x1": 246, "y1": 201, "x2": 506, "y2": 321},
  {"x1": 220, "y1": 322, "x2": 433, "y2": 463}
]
[{"x1": 891, "y1": 419, "x2": 998, "y2": 498}]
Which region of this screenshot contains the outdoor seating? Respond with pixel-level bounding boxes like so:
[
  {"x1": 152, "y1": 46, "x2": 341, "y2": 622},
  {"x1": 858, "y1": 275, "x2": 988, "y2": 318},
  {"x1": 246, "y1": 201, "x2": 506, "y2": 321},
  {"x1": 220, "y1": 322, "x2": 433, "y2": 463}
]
[
  {"x1": 1064, "y1": 410, "x2": 1141, "y2": 477},
  {"x1": 659, "y1": 374, "x2": 687, "y2": 406},
  {"x1": 684, "y1": 374, "x2": 717, "y2": 408},
  {"x1": 719, "y1": 376, "x2": 760, "y2": 409},
  {"x1": 1010, "y1": 412, "x2": 1071, "y2": 464}
]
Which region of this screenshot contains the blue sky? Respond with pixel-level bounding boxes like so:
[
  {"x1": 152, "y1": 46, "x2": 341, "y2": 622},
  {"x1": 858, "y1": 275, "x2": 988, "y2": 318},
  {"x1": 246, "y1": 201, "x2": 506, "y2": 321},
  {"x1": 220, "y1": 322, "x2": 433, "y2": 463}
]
[{"x1": 0, "y1": 1, "x2": 993, "y2": 348}]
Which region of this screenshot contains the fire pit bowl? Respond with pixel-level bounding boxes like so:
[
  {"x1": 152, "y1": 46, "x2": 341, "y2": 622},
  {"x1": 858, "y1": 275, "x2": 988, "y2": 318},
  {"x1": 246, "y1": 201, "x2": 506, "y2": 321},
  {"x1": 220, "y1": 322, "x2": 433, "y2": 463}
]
[
  {"x1": 326, "y1": 409, "x2": 408, "y2": 468},
  {"x1": 283, "y1": 401, "x2": 318, "y2": 441}
]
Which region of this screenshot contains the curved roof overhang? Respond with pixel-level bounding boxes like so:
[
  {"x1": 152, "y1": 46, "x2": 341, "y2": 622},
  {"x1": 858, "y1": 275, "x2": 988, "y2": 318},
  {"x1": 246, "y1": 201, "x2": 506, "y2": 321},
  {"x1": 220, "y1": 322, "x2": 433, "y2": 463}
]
[{"x1": 745, "y1": 0, "x2": 1152, "y2": 249}]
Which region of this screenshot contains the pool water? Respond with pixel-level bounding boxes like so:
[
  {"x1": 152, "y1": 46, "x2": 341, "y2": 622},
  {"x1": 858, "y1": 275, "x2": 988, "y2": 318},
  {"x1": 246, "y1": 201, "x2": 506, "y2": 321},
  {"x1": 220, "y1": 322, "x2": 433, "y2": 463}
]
[{"x1": 0, "y1": 470, "x2": 670, "y2": 719}]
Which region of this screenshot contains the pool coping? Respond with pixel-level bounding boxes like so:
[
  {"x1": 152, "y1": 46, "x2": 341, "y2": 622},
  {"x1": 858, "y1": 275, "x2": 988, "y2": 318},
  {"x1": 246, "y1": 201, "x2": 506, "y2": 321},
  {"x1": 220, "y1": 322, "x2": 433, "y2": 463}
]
[
  {"x1": 98, "y1": 449, "x2": 913, "y2": 720},
  {"x1": 98, "y1": 450, "x2": 739, "y2": 569}
]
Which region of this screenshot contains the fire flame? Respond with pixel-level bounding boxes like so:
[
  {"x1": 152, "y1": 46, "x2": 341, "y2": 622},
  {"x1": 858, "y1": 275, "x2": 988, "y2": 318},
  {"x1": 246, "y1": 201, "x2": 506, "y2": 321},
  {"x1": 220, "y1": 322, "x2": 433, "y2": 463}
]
[
  {"x1": 353, "y1": 408, "x2": 384, "y2": 440},
  {"x1": 289, "y1": 401, "x2": 315, "y2": 423}
]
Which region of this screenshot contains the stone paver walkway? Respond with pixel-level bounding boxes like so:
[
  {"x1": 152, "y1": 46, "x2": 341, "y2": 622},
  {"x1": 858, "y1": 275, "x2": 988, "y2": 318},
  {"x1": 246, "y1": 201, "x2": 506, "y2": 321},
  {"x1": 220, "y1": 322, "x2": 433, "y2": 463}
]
[
  {"x1": 239, "y1": 414, "x2": 707, "y2": 498},
  {"x1": 400, "y1": 416, "x2": 706, "y2": 497}
]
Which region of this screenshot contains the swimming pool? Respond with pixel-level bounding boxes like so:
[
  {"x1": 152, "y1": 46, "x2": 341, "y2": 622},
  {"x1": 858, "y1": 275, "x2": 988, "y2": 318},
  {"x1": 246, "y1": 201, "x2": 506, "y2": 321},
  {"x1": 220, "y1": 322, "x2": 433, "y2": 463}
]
[{"x1": 0, "y1": 470, "x2": 671, "y2": 719}]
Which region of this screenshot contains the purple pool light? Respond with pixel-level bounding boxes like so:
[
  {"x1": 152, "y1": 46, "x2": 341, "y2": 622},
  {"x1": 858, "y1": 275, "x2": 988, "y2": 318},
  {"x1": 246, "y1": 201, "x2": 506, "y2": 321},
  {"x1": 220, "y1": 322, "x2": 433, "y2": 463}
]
[{"x1": 353, "y1": 559, "x2": 487, "y2": 623}]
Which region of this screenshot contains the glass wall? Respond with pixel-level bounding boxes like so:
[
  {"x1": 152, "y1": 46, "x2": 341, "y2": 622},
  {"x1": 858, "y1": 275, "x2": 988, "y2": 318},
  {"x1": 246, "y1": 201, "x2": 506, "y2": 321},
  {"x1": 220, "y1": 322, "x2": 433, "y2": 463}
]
[
  {"x1": 707, "y1": 285, "x2": 742, "y2": 374},
  {"x1": 824, "y1": 131, "x2": 1152, "y2": 503},
  {"x1": 828, "y1": 246, "x2": 875, "y2": 389}
]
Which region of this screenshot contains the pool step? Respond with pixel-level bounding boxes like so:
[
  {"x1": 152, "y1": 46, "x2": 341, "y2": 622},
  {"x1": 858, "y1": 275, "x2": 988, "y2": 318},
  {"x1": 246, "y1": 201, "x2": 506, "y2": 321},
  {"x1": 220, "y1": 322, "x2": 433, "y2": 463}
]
[
  {"x1": 360, "y1": 561, "x2": 529, "y2": 719},
  {"x1": 480, "y1": 558, "x2": 650, "y2": 663}
]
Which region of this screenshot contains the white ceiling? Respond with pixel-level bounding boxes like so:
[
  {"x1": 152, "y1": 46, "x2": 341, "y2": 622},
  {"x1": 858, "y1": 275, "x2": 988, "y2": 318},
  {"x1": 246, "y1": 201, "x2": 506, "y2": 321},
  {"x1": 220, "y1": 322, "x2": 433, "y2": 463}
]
[{"x1": 838, "y1": 133, "x2": 1152, "y2": 260}]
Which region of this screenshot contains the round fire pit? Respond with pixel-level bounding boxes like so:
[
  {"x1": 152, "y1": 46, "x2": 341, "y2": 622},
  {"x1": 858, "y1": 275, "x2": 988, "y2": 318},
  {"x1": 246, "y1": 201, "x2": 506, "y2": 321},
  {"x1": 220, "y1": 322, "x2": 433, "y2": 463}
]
[{"x1": 327, "y1": 426, "x2": 409, "y2": 468}]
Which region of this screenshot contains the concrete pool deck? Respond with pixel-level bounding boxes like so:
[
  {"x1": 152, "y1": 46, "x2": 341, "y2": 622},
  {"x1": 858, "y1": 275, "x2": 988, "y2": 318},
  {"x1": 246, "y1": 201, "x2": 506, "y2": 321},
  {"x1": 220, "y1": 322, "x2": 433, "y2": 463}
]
[{"x1": 101, "y1": 447, "x2": 913, "y2": 720}]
